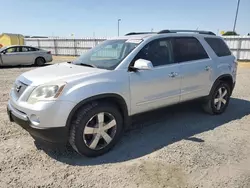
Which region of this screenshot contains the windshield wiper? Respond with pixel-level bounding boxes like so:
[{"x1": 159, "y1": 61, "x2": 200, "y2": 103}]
[{"x1": 78, "y1": 63, "x2": 97, "y2": 68}]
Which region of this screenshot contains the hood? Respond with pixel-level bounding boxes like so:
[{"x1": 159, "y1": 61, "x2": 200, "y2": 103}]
[{"x1": 17, "y1": 62, "x2": 108, "y2": 86}]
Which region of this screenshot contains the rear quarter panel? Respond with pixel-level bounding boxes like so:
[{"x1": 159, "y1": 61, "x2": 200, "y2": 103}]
[
  {"x1": 198, "y1": 36, "x2": 237, "y2": 91},
  {"x1": 213, "y1": 55, "x2": 237, "y2": 83},
  {"x1": 36, "y1": 50, "x2": 53, "y2": 62}
]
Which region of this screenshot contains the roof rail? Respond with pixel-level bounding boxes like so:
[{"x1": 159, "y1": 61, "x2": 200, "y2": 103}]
[
  {"x1": 157, "y1": 30, "x2": 171, "y2": 34},
  {"x1": 157, "y1": 30, "x2": 216, "y2": 35},
  {"x1": 125, "y1": 32, "x2": 155, "y2": 36}
]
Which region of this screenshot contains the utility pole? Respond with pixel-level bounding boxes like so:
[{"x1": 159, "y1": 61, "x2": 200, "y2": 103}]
[
  {"x1": 233, "y1": 0, "x2": 241, "y2": 32},
  {"x1": 118, "y1": 19, "x2": 121, "y2": 36}
]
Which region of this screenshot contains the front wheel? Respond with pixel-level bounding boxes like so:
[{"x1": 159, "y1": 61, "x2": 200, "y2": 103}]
[
  {"x1": 202, "y1": 82, "x2": 231, "y2": 115},
  {"x1": 69, "y1": 102, "x2": 123, "y2": 157}
]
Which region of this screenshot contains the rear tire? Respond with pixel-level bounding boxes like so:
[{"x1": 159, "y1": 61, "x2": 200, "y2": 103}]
[
  {"x1": 69, "y1": 102, "x2": 123, "y2": 157},
  {"x1": 35, "y1": 57, "x2": 45, "y2": 66},
  {"x1": 202, "y1": 82, "x2": 231, "y2": 115}
]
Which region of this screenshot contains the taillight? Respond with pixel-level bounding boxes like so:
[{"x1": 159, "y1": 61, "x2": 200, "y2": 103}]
[{"x1": 47, "y1": 51, "x2": 51, "y2": 54}]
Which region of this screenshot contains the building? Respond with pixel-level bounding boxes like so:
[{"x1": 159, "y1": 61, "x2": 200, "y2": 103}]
[{"x1": 0, "y1": 33, "x2": 24, "y2": 48}]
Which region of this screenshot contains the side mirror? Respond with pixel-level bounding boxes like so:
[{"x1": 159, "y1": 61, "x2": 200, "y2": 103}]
[
  {"x1": 1, "y1": 51, "x2": 6, "y2": 54},
  {"x1": 130, "y1": 59, "x2": 153, "y2": 71}
]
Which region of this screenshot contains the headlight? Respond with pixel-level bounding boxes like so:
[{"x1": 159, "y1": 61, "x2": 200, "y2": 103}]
[{"x1": 27, "y1": 83, "x2": 66, "y2": 104}]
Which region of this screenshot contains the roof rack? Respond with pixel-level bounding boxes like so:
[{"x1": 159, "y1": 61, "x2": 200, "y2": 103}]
[
  {"x1": 157, "y1": 30, "x2": 216, "y2": 35},
  {"x1": 125, "y1": 32, "x2": 155, "y2": 36},
  {"x1": 125, "y1": 30, "x2": 216, "y2": 36}
]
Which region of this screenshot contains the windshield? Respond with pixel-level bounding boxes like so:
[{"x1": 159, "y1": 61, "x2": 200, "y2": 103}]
[{"x1": 72, "y1": 39, "x2": 142, "y2": 70}]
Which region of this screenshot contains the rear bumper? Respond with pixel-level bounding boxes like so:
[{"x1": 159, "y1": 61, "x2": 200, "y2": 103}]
[{"x1": 7, "y1": 104, "x2": 68, "y2": 144}]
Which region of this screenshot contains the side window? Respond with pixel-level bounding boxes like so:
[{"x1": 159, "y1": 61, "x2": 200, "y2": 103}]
[
  {"x1": 204, "y1": 38, "x2": 231, "y2": 57},
  {"x1": 134, "y1": 38, "x2": 174, "y2": 67},
  {"x1": 21, "y1": 47, "x2": 28, "y2": 52},
  {"x1": 28, "y1": 47, "x2": 37, "y2": 51},
  {"x1": 173, "y1": 37, "x2": 209, "y2": 63},
  {"x1": 5, "y1": 47, "x2": 18, "y2": 53}
]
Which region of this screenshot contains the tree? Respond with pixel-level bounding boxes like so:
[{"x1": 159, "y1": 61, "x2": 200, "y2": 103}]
[{"x1": 222, "y1": 31, "x2": 239, "y2": 36}]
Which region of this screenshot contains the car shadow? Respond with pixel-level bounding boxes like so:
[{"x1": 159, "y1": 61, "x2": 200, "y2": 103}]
[
  {"x1": 35, "y1": 97, "x2": 250, "y2": 166},
  {"x1": 0, "y1": 63, "x2": 52, "y2": 69}
]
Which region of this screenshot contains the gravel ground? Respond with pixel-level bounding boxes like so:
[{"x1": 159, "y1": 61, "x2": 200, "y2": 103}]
[{"x1": 0, "y1": 59, "x2": 250, "y2": 188}]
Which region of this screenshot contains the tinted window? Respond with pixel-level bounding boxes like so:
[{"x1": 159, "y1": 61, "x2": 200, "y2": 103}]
[
  {"x1": 173, "y1": 37, "x2": 209, "y2": 62},
  {"x1": 28, "y1": 47, "x2": 38, "y2": 51},
  {"x1": 5, "y1": 47, "x2": 19, "y2": 53},
  {"x1": 205, "y1": 38, "x2": 231, "y2": 57},
  {"x1": 134, "y1": 38, "x2": 174, "y2": 67},
  {"x1": 21, "y1": 47, "x2": 29, "y2": 52}
]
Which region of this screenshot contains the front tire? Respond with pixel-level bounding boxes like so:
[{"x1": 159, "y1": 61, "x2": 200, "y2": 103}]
[
  {"x1": 202, "y1": 82, "x2": 231, "y2": 115},
  {"x1": 69, "y1": 102, "x2": 123, "y2": 157}
]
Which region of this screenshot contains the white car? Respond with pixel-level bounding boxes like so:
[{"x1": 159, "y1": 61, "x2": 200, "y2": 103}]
[
  {"x1": 0, "y1": 45, "x2": 52, "y2": 66},
  {"x1": 7, "y1": 30, "x2": 237, "y2": 157}
]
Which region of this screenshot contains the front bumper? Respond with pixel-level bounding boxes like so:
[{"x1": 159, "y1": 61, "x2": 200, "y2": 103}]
[{"x1": 7, "y1": 102, "x2": 68, "y2": 144}]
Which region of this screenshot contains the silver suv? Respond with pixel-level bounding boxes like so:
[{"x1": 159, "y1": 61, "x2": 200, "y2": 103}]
[{"x1": 7, "y1": 30, "x2": 237, "y2": 157}]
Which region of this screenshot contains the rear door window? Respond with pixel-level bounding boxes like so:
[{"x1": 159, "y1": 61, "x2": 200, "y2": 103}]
[
  {"x1": 205, "y1": 38, "x2": 231, "y2": 57},
  {"x1": 21, "y1": 47, "x2": 29, "y2": 52},
  {"x1": 173, "y1": 37, "x2": 209, "y2": 63}
]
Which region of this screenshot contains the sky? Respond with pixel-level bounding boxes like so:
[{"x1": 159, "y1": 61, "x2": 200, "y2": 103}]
[{"x1": 1, "y1": 0, "x2": 249, "y2": 37}]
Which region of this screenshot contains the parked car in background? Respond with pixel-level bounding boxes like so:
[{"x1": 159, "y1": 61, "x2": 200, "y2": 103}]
[
  {"x1": 7, "y1": 30, "x2": 237, "y2": 157},
  {"x1": 0, "y1": 45, "x2": 52, "y2": 66}
]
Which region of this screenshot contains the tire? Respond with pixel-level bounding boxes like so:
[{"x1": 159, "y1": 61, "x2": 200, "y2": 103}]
[
  {"x1": 69, "y1": 102, "x2": 123, "y2": 157},
  {"x1": 35, "y1": 57, "x2": 45, "y2": 66},
  {"x1": 202, "y1": 81, "x2": 231, "y2": 115}
]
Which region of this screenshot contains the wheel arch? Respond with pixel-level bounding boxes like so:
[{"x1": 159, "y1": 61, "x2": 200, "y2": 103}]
[
  {"x1": 35, "y1": 56, "x2": 45, "y2": 64},
  {"x1": 210, "y1": 74, "x2": 234, "y2": 95},
  {"x1": 66, "y1": 93, "x2": 130, "y2": 131}
]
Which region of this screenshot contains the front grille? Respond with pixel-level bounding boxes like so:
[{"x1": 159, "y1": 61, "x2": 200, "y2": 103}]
[{"x1": 14, "y1": 81, "x2": 28, "y2": 99}]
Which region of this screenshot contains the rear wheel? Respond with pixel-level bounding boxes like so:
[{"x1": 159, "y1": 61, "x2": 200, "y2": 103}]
[
  {"x1": 202, "y1": 82, "x2": 231, "y2": 115},
  {"x1": 69, "y1": 102, "x2": 123, "y2": 157},
  {"x1": 35, "y1": 57, "x2": 45, "y2": 66}
]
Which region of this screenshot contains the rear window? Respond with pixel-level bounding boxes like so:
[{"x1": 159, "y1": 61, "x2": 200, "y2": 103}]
[
  {"x1": 205, "y1": 38, "x2": 231, "y2": 57},
  {"x1": 28, "y1": 47, "x2": 38, "y2": 51},
  {"x1": 173, "y1": 37, "x2": 209, "y2": 63}
]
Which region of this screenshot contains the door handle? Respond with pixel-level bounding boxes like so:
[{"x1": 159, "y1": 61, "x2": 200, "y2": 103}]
[
  {"x1": 205, "y1": 66, "x2": 211, "y2": 71},
  {"x1": 169, "y1": 72, "x2": 178, "y2": 78}
]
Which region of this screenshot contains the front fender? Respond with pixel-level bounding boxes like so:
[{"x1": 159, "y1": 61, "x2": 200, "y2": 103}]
[
  {"x1": 64, "y1": 79, "x2": 130, "y2": 105},
  {"x1": 62, "y1": 74, "x2": 131, "y2": 130},
  {"x1": 60, "y1": 69, "x2": 131, "y2": 114}
]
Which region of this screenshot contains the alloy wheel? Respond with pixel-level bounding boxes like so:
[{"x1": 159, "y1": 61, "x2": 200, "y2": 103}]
[
  {"x1": 83, "y1": 112, "x2": 117, "y2": 150},
  {"x1": 213, "y1": 86, "x2": 229, "y2": 111}
]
